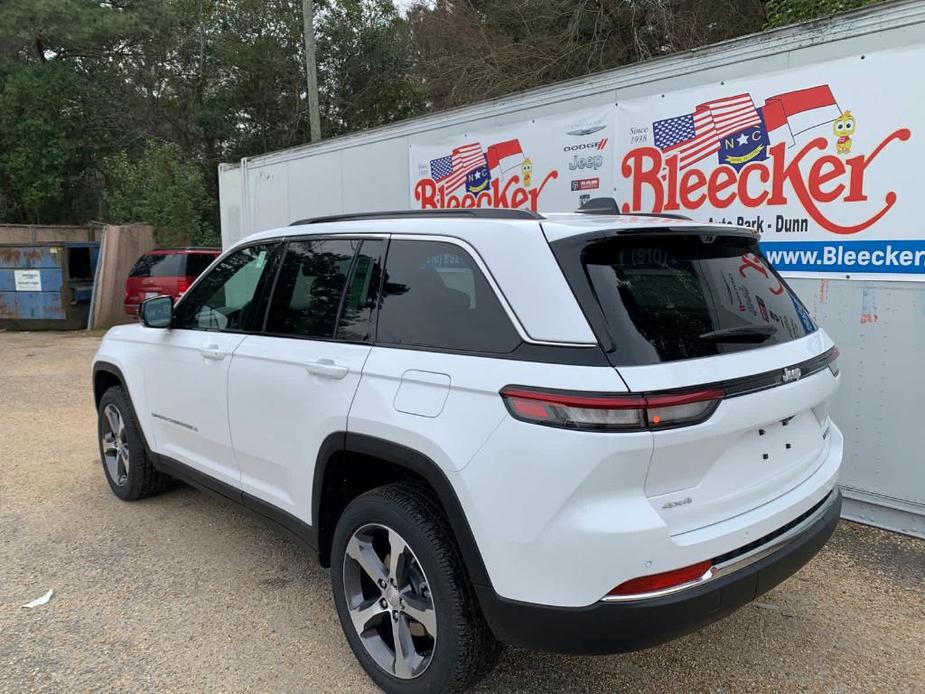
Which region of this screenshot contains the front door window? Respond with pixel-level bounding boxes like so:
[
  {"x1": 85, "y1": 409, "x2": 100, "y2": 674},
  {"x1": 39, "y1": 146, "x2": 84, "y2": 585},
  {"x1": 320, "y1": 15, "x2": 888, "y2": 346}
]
[{"x1": 173, "y1": 244, "x2": 275, "y2": 332}]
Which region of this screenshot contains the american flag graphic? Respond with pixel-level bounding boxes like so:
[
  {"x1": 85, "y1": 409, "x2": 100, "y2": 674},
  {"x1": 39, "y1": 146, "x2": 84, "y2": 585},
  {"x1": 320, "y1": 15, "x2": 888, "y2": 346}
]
[
  {"x1": 429, "y1": 156, "x2": 453, "y2": 181},
  {"x1": 653, "y1": 94, "x2": 762, "y2": 170},
  {"x1": 428, "y1": 143, "x2": 486, "y2": 192}
]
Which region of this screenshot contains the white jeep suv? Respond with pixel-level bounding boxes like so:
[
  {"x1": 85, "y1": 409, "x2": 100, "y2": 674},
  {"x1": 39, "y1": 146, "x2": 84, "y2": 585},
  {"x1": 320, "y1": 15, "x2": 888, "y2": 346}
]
[{"x1": 92, "y1": 205, "x2": 843, "y2": 693}]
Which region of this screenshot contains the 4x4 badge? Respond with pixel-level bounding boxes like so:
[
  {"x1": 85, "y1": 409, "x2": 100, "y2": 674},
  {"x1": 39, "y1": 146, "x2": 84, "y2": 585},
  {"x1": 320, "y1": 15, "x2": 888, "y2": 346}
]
[{"x1": 782, "y1": 366, "x2": 802, "y2": 383}]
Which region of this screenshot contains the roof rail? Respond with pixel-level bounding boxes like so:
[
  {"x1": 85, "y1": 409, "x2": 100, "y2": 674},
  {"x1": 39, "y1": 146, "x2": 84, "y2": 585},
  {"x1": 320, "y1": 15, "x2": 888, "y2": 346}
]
[
  {"x1": 290, "y1": 208, "x2": 544, "y2": 226},
  {"x1": 575, "y1": 197, "x2": 692, "y2": 221}
]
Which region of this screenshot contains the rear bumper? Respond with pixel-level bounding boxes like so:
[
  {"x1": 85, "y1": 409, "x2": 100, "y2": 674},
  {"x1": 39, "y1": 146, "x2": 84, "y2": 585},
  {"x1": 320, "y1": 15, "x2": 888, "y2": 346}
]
[{"x1": 477, "y1": 488, "x2": 841, "y2": 655}]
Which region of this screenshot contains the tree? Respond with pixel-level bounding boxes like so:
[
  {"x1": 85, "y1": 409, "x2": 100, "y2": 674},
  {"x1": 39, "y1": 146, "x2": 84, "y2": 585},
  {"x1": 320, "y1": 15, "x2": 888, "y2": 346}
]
[
  {"x1": 407, "y1": 0, "x2": 767, "y2": 112},
  {"x1": 316, "y1": 0, "x2": 424, "y2": 136},
  {"x1": 0, "y1": 63, "x2": 104, "y2": 223},
  {"x1": 766, "y1": 0, "x2": 883, "y2": 28},
  {"x1": 0, "y1": 0, "x2": 141, "y2": 223},
  {"x1": 0, "y1": 0, "x2": 425, "y2": 230},
  {"x1": 104, "y1": 142, "x2": 215, "y2": 246}
]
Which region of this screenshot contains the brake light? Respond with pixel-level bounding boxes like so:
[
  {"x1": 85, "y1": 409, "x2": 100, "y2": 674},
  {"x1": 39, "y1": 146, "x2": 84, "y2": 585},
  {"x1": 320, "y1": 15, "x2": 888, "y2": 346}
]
[
  {"x1": 500, "y1": 386, "x2": 724, "y2": 431},
  {"x1": 606, "y1": 560, "x2": 713, "y2": 598},
  {"x1": 177, "y1": 278, "x2": 191, "y2": 296}
]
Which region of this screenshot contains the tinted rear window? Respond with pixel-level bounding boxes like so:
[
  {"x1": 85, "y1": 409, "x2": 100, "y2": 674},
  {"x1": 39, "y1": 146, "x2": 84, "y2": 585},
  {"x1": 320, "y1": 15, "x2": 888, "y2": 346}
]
[
  {"x1": 575, "y1": 234, "x2": 816, "y2": 365},
  {"x1": 184, "y1": 253, "x2": 215, "y2": 277},
  {"x1": 376, "y1": 240, "x2": 520, "y2": 353},
  {"x1": 129, "y1": 252, "x2": 215, "y2": 278}
]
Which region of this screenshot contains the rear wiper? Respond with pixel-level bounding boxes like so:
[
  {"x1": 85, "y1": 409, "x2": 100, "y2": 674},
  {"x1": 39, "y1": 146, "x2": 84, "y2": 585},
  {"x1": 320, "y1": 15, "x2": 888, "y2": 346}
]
[{"x1": 697, "y1": 325, "x2": 778, "y2": 343}]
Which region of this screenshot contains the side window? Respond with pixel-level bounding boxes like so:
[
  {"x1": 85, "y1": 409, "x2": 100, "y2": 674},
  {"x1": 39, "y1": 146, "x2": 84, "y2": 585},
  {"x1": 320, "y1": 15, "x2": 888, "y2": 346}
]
[
  {"x1": 376, "y1": 240, "x2": 520, "y2": 353},
  {"x1": 265, "y1": 238, "x2": 357, "y2": 338},
  {"x1": 183, "y1": 253, "x2": 216, "y2": 277},
  {"x1": 336, "y1": 239, "x2": 383, "y2": 342},
  {"x1": 173, "y1": 244, "x2": 275, "y2": 332}
]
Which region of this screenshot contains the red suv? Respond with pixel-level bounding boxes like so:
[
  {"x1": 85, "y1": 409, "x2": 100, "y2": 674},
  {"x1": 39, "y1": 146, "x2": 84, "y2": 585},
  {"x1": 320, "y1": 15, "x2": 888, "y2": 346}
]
[{"x1": 124, "y1": 248, "x2": 220, "y2": 316}]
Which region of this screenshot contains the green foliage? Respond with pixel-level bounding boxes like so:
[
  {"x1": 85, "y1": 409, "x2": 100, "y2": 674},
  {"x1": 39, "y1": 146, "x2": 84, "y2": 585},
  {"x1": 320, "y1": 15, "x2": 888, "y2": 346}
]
[
  {"x1": 317, "y1": 0, "x2": 424, "y2": 135},
  {"x1": 408, "y1": 0, "x2": 768, "y2": 111},
  {"x1": 0, "y1": 62, "x2": 103, "y2": 223},
  {"x1": 0, "y1": 0, "x2": 142, "y2": 64},
  {"x1": 0, "y1": 0, "x2": 423, "y2": 232},
  {"x1": 0, "y1": 0, "x2": 137, "y2": 223},
  {"x1": 767, "y1": 0, "x2": 883, "y2": 28},
  {"x1": 105, "y1": 143, "x2": 216, "y2": 247}
]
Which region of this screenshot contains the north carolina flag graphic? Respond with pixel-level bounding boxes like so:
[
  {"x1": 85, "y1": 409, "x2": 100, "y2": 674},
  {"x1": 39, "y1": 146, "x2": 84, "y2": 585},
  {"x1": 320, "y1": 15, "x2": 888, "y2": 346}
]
[
  {"x1": 485, "y1": 139, "x2": 525, "y2": 176},
  {"x1": 760, "y1": 85, "x2": 842, "y2": 144}
]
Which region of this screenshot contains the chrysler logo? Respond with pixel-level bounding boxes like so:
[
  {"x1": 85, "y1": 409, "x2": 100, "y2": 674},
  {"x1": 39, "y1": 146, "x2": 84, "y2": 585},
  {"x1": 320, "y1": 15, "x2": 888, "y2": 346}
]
[
  {"x1": 566, "y1": 125, "x2": 606, "y2": 136},
  {"x1": 782, "y1": 366, "x2": 802, "y2": 383}
]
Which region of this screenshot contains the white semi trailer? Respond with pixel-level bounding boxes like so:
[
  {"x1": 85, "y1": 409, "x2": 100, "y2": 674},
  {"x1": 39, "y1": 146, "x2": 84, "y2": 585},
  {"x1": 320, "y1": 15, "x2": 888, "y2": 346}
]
[{"x1": 219, "y1": 0, "x2": 925, "y2": 538}]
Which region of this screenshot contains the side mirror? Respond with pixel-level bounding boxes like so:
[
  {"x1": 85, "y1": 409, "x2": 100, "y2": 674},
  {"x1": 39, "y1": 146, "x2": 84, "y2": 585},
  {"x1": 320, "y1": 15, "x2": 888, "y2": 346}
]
[{"x1": 140, "y1": 295, "x2": 173, "y2": 328}]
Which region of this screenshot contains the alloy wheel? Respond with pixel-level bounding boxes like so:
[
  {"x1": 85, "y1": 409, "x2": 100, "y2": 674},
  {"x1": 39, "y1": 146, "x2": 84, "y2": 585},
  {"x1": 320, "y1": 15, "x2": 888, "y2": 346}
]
[
  {"x1": 101, "y1": 403, "x2": 130, "y2": 487},
  {"x1": 342, "y1": 523, "x2": 437, "y2": 679}
]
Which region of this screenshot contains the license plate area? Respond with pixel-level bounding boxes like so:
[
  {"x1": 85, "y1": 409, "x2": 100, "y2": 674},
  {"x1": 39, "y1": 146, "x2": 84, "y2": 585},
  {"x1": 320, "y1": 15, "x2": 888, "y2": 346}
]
[
  {"x1": 753, "y1": 415, "x2": 814, "y2": 464},
  {"x1": 648, "y1": 408, "x2": 827, "y2": 533},
  {"x1": 708, "y1": 410, "x2": 825, "y2": 493}
]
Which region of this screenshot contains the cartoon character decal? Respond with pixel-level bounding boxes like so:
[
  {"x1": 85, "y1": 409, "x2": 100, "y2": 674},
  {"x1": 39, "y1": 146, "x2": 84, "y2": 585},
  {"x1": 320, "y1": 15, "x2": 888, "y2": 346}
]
[
  {"x1": 521, "y1": 157, "x2": 533, "y2": 187},
  {"x1": 833, "y1": 110, "x2": 856, "y2": 155}
]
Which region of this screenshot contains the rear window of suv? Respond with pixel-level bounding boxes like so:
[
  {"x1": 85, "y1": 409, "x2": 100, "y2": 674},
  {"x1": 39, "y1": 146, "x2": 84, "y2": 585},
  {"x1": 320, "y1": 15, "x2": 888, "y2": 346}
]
[
  {"x1": 564, "y1": 232, "x2": 817, "y2": 365},
  {"x1": 130, "y1": 252, "x2": 215, "y2": 278}
]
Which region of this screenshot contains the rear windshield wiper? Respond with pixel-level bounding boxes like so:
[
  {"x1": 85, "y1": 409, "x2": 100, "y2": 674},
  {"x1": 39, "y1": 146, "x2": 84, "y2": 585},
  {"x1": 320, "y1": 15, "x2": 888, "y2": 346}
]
[{"x1": 697, "y1": 325, "x2": 778, "y2": 343}]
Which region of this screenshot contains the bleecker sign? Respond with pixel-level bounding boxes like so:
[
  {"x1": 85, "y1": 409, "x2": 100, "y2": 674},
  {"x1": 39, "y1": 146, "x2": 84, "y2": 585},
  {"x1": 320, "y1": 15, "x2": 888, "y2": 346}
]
[
  {"x1": 620, "y1": 129, "x2": 909, "y2": 234},
  {"x1": 614, "y1": 49, "x2": 925, "y2": 280},
  {"x1": 409, "y1": 107, "x2": 616, "y2": 212}
]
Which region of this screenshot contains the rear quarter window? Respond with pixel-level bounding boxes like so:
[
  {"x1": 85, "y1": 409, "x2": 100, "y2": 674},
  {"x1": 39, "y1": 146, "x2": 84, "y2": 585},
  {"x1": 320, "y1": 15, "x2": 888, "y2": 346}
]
[{"x1": 376, "y1": 240, "x2": 520, "y2": 354}]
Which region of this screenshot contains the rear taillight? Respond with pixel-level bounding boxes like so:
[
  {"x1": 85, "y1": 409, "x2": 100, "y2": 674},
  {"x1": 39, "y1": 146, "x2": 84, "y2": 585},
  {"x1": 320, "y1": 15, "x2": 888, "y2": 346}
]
[
  {"x1": 606, "y1": 560, "x2": 713, "y2": 598},
  {"x1": 500, "y1": 386, "x2": 724, "y2": 432},
  {"x1": 177, "y1": 278, "x2": 191, "y2": 295}
]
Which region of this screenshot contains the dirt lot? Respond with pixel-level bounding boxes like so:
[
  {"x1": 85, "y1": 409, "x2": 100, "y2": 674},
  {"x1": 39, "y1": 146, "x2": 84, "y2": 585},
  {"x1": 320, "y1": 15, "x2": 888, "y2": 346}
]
[{"x1": 1, "y1": 330, "x2": 924, "y2": 693}]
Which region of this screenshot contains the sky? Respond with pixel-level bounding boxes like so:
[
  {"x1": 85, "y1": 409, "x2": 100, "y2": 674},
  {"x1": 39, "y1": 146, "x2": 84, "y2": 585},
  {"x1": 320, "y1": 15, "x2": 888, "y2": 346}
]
[{"x1": 393, "y1": 0, "x2": 426, "y2": 16}]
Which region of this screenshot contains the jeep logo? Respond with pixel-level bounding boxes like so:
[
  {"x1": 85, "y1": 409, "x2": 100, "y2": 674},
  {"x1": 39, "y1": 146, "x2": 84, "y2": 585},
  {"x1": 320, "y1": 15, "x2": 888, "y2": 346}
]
[
  {"x1": 569, "y1": 154, "x2": 604, "y2": 171},
  {"x1": 782, "y1": 366, "x2": 801, "y2": 383}
]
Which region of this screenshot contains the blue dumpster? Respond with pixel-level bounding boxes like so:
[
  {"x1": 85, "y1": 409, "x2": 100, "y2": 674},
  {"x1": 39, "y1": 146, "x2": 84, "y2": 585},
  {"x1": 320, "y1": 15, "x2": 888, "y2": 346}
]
[{"x1": 0, "y1": 243, "x2": 100, "y2": 329}]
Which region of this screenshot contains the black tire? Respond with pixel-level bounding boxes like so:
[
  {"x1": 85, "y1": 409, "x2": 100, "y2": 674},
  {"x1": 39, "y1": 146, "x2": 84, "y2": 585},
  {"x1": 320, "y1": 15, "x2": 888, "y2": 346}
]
[
  {"x1": 331, "y1": 483, "x2": 501, "y2": 693},
  {"x1": 97, "y1": 385, "x2": 170, "y2": 501}
]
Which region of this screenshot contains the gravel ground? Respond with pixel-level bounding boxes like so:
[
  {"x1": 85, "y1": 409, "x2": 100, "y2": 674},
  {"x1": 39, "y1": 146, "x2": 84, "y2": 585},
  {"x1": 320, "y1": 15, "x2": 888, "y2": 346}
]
[{"x1": 1, "y1": 330, "x2": 924, "y2": 693}]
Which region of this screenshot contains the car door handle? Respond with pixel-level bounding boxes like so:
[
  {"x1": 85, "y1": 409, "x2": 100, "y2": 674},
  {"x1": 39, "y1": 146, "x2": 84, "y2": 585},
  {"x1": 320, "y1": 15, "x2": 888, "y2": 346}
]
[
  {"x1": 201, "y1": 344, "x2": 227, "y2": 361},
  {"x1": 306, "y1": 358, "x2": 349, "y2": 380}
]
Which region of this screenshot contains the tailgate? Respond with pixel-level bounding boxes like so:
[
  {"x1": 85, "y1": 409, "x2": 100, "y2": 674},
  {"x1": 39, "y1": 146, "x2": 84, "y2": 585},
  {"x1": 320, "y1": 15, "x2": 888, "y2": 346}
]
[
  {"x1": 548, "y1": 227, "x2": 842, "y2": 535},
  {"x1": 618, "y1": 334, "x2": 839, "y2": 535}
]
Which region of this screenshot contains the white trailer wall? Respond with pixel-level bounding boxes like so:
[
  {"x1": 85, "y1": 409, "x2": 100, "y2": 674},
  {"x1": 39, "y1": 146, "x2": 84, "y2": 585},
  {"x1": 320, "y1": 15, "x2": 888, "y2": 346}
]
[{"x1": 219, "y1": 0, "x2": 925, "y2": 537}]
